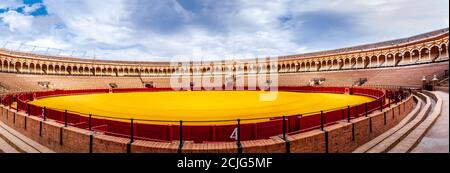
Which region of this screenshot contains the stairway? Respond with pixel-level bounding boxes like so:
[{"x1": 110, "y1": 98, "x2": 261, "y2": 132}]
[
  {"x1": 0, "y1": 120, "x2": 54, "y2": 153},
  {"x1": 353, "y1": 78, "x2": 368, "y2": 86},
  {"x1": 0, "y1": 83, "x2": 9, "y2": 94},
  {"x1": 439, "y1": 78, "x2": 449, "y2": 87},
  {"x1": 353, "y1": 90, "x2": 443, "y2": 153}
]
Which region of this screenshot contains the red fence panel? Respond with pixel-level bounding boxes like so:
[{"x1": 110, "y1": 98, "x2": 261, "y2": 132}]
[
  {"x1": 325, "y1": 109, "x2": 344, "y2": 124},
  {"x1": 181, "y1": 125, "x2": 213, "y2": 142},
  {"x1": 135, "y1": 124, "x2": 173, "y2": 141},
  {"x1": 112, "y1": 88, "x2": 174, "y2": 93},
  {"x1": 29, "y1": 104, "x2": 42, "y2": 117},
  {"x1": 213, "y1": 124, "x2": 239, "y2": 142},
  {"x1": 46, "y1": 109, "x2": 64, "y2": 122},
  {"x1": 255, "y1": 120, "x2": 284, "y2": 139},
  {"x1": 298, "y1": 114, "x2": 321, "y2": 131},
  {"x1": 288, "y1": 115, "x2": 299, "y2": 132},
  {"x1": 2, "y1": 86, "x2": 388, "y2": 142},
  {"x1": 103, "y1": 119, "x2": 131, "y2": 137}
]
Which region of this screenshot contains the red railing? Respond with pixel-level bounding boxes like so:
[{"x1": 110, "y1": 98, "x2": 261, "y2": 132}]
[{"x1": 1, "y1": 86, "x2": 402, "y2": 143}]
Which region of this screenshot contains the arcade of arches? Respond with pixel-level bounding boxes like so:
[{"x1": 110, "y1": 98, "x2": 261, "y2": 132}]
[{"x1": 0, "y1": 32, "x2": 448, "y2": 77}]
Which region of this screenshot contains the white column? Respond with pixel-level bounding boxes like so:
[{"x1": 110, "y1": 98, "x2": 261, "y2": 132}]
[
  {"x1": 376, "y1": 57, "x2": 379, "y2": 67},
  {"x1": 429, "y1": 49, "x2": 431, "y2": 60},
  {"x1": 392, "y1": 56, "x2": 395, "y2": 66},
  {"x1": 410, "y1": 53, "x2": 413, "y2": 63},
  {"x1": 402, "y1": 54, "x2": 405, "y2": 64},
  {"x1": 446, "y1": 49, "x2": 449, "y2": 58},
  {"x1": 446, "y1": 45, "x2": 449, "y2": 58}
]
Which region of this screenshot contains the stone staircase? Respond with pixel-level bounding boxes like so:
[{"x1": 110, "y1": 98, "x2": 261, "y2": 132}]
[
  {"x1": 353, "y1": 90, "x2": 443, "y2": 153},
  {"x1": 0, "y1": 83, "x2": 9, "y2": 94},
  {"x1": 440, "y1": 78, "x2": 449, "y2": 87},
  {"x1": 0, "y1": 120, "x2": 54, "y2": 153}
]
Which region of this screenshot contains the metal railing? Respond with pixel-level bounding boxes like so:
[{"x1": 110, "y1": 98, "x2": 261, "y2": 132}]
[{"x1": 0, "y1": 87, "x2": 411, "y2": 153}]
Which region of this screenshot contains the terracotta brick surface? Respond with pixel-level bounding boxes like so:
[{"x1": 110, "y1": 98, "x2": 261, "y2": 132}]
[
  {"x1": 61, "y1": 127, "x2": 91, "y2": 153},
  {"x1": 326, "y1": 122, "x2": 355, "y2": 153},
  {"x1": 0, "y1": 96, "x2": 415, "y2": 153},
  {"x1": 92, "y1": 134, "x2": 128, "y2": 153},
  {"x1": 289, "y1": 130, "x2": 326, "y2": 153},
  {"x1": 241, "y1": 137, "x2": 286, "y2": 153},
  {"x1": 131, "y1": 140, "x2": 179, "y2": 153}
]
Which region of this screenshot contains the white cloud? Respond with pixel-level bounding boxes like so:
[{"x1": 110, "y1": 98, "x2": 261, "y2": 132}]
[
  {"x1": 44, "y1": 0, "x2": 132, "y2": 45},
  {"x1": 0, "y1": 0, "x2": 448, "y2": 61},
  {"x1": 0, "y1": 10, "x2": 34, "y2": 32},
  {"x1": 285, "y1": 0, "x2": 449, "y2": 42},
  {"x1": 26, "y1": 37, "x2": 70, "y2": 49},
  {"x1": 0, "y1": 0, "x2": 21, "y2": 9},
  {"x1": 23, "y1": 3, "x2": 41, "y2": 14}
]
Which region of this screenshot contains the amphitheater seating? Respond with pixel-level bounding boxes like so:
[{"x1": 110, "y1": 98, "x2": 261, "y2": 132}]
[
  {"x1": 364, "y1": 62, "x2": 448, "y2": 87},
  {"x1": 390, "y1": 91, "x2": 443, "y2": 153},
  {"x1": 279, "y1": 28, "x2": 449, "y2": 60},
  {"x1": 0, "y1": 83, "x2": 8, "y2": 94},
  {"x1": 282, "y1": 61, "x2": 448, "y2": 87},
  {"x1": 354, "y1": 90, "x2": 443, "y2": 153},
  {"x1": 0, "y1": 61, "x2": 447, "y2": 92},
  {"x1": 0, "y1": 73, "x2": 144, "y2": 92},
  {"x1": 0, "y1": 121, "x2": 54, "y2": 153}
]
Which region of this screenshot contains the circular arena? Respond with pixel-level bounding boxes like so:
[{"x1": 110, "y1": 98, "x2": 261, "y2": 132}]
[
  {"x1": 0, "y1": 28, "x2": 448, "y2": 153},
  {"x1": 15, "y1": 87, "x2": 382, "y2": 143},
  {"x1": 29, "y1": 90, "x2": 374, "y2": 124}
]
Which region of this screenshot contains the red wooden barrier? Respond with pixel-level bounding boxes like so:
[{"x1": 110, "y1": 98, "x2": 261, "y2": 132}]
[{"x1": 0, "y1": 87, "x2": 388, "y2": 142}]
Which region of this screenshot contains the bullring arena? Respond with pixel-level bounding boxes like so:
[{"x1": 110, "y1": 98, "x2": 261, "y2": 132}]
[{"x1": 0, "y1": 28, "x2": 448, "y2": 153}]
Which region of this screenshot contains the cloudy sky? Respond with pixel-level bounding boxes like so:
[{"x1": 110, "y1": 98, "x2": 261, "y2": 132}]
[{"x1": 0, "y1": 0, "x2": 448, "y2": 61}]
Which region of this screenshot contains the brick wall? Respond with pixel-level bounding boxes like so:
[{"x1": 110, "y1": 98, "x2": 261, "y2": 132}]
[{"x1": 0, "y1": 96, "x2": 414, "y2": 153}]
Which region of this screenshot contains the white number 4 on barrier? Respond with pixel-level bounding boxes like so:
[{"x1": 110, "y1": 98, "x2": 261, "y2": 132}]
[{"x1": 230, "y1": 127, "x2": 238, "y2": 140}]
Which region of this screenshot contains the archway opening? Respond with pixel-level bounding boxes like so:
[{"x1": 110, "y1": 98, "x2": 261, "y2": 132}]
[
  {"x1": 403, "y1": 52, "x2": 411, "y2": 65},
  {"x1": 441, "y1": 44, "x2": 448, "y2": 58},
  {"x1": 420, "y1": 48, "x2": 430, "y2": 61},
  {"x1": 411, "y1": 50, "x2": 420, "y2": 63},
  {"x1": 378, "y1": 55, "x2": 386, "y2": 67},
  {"x1": 394, "y1": 53, "x2": 402, "y2": 66},
  {"x1": 430, "y1": 46, "x2": 440, "y2": 61}
]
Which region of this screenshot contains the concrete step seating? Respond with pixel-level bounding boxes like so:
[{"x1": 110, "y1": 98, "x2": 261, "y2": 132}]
[
  {"x1": 353, "y1": 91, "x2": 443, "y2": 153},
  {"x1": 389, "y1": 91, "x2": 443, "y2": 153},
  {"x1": 0, "y1": 120, "x2": 54, "y2": 153},
  {"x1": 0, "y1": 135, "x2": 19, "y2": 153}
]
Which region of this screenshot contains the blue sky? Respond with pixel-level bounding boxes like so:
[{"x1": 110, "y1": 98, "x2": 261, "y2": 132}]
[
  {"x1": 0, "y1": 0, "x2": 449, "y2": 61},
  {"x1": 1, "y1": 0, "x2": 47, "y2": 16}
]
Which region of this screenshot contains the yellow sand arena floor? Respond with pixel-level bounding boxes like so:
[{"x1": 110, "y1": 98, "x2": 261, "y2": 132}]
[{"x1": 29, "y1": 91, "x2": 373, "y2": 125}]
